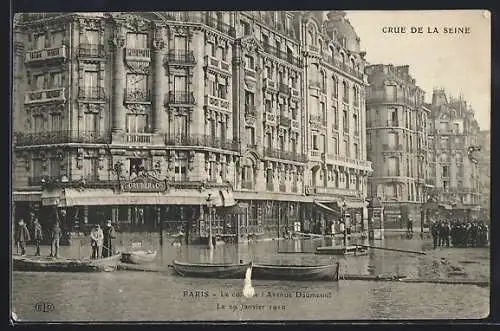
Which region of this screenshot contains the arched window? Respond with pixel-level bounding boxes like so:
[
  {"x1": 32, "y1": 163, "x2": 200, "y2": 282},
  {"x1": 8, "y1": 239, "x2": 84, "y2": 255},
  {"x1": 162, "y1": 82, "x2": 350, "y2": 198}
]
[
  {"x1": 353, "y1": 85, "x2": 359, "y2": 106},
  {"x1": 341, "y1": 52, "x2": 346, "y2": 64},
  {"x1": 342, "y1": 80, "x2": 349, "y2": 102},
  {"x1": 311, "y1": 63, "x2": 319, "y2": 85},
  {"x1": 318, "y1": 39, "x2": 323, "y2": 53},
  {"x1": 350, "y1": 58, "x2": 355, "y2": 68},
  {"x1": 307, "y1": 30, "x2": 314, "y2": 45}
]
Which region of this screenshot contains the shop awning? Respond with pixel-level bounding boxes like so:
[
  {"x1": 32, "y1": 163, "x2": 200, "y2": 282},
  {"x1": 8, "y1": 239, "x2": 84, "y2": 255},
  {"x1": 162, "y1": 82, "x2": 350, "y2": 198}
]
[
  {"x1": 58, "y1": 188, "x2": 230, "y2": 207},
  {"x1": 314, "y1": 200, "x2": 341, "y2": 216},
  {"x1": 13, "y1": 191, "x2": 42, "y2": 202},
  {"x1": 41, "y1": 189, "x2": 63, "y2": 206}
]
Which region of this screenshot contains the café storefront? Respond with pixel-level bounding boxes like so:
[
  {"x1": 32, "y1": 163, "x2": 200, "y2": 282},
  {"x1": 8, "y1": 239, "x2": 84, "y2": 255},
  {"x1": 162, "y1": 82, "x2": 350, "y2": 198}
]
[{"x1": 17, "y1": 174, "x2": 236, "y2": 243}]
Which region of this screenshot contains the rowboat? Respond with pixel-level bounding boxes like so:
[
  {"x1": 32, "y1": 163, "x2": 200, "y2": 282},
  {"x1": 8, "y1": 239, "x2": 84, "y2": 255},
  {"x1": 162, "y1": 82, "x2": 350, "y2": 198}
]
[
  {"x1": 13, "y1": 253, "x2": 122, "y2": 272},
  {"x1": 315, "y1": 245, "x2": 368, "y2": 256},
  {"x1": 171, "y1": 260, "x2": 252, "y2": 279},
  {"x1": 121, "y1": 250, "x2": 158, "y2": 265},
  {"x1": 252, "y1": 263, "x2": 340, "y2": 281}
]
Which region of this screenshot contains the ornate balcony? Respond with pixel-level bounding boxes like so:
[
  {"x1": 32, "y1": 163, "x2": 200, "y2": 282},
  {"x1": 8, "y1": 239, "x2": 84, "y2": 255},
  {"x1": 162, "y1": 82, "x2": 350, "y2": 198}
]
[
  {"x1": 262, "y1": 44, "x2": 302, "y2": 67},
  {"x1": 166, "y1": 91, "x2": 195, "y2": 105},
  {"x1": 263, "y1": 148, "x2": 307, "y2": 162},
  {"x1": 25, "y1": 88, "x2": 65, "y2": 104},
  {"x1": 263, "y1": 78, "x2": 277, "y2": 91},
  {"x1": 290, "y1": 87, "x2": 300, "y2": 98},
  {"x1": 166, "y1": 50, "x2": 196, "y2": 65},
  {"x1": 245, "y1": 105, "x2": 257, "y2": 119},
  {"x1": 309, "y1": 114, "x2": 326, "y2": 127},
  {"x1": 264, "y1": 112, "x2": 277, "y2": 125},
  {"x1": 125, "y1": 89, "x2": 151, "y2": 102},
  {"x1": 78, "y1": 43, "x2": 105, "y2": 58},
  {"x1": 279, "y1": 83, "x2": 290, "y2": 95},
  {"x1": 204, "y1": 17, "x2": 236, "y2": 37},
  {"x1": 310, "y1": 150, "x2": 322, "y2": 158},
  {"x1": 125, "y1": 48, "x2": 151, "y2": 62},
  {"x1": 245, "y1": 69, "x2": 256, "y2": 79},
  {"x1": 307, "y1": 44, "x2": 319, "y2": 53},
  {"x1": 125, "y1": 133, "x2": 153, "y2": 144},
  {"x1": 204, "y1": 55, "x2": 230, "y2": 73},
  {"x1": 15, "y1": 130, "x2": 111, "y2": 146},
  {"x1": 279, "y1": 116, "x2": 291, "y2": 127},
  {"x1": 291, "y1": 119, "x2": 300, "y2": 131},
  {"x1": 78, "y1": 87, "x2": 105, "y2": 101},
  {"x1": 25, "y1": 45, "x2": 67, "y2": 64},
  {"x1": 164, "y1": 134, "x2": 238, "y2": 151},
  {"x1": 204, "y1": 95, "x2": 230, "y2": 112}
]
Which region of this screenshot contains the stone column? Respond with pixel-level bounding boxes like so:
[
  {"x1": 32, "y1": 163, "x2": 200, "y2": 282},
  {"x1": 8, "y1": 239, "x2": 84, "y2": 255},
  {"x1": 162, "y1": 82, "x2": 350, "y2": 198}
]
[
  {"x1": 110, "y1": 31, "x2": 126, "y2": 133},
  {"x1": 152, "y1": 37, "x2": 165, "y2": 133},
  {"x1": 191, "y1": 31, "x2": 205, "y2": 136}
]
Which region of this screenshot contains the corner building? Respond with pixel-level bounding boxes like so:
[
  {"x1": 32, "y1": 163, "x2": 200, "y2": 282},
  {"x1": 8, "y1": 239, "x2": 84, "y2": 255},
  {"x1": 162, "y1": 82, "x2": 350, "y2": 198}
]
[
  {"x1": 365, "y1": 64, "x2": 430, "y2": 230},
  {"x1": 12, "y1": 11, "x2": 371, "y2": 242}
]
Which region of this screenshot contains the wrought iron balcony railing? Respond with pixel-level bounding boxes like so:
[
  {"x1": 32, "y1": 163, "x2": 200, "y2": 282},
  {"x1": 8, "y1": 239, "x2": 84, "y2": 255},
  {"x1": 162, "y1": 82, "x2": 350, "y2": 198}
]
[
  {"x1": 166, "y1": 49, "x2": 196, "y2": 65},
  {"x1": 166, "y1": 91, "x2": 195, "y2": 104},
  {"x1": 164, "y1": 134, "x2": 239, "y2": 151},
  {"x1": 78, "y1": 43, "x2": 105, "y2": 58},
  {"x1": 25, "y1": 45, "x2": 67, "y2": 63},
  {"x1": 261, "y1": 44, "x2": 302, "y2": 67},
  {"x1": 15, "y1": 130, "x2": 112, "y2": 146},
  {"x1": 279, "y1": 116, "x2": 291, "y2": 127},
  {"x1": 309, "y1": 114, "x2": 326, "y2": 126},
  {"x1": 125, "y1": 48, "x2": 151, "y2": 61},
  {"x1": 205, "y1": 17, "x2": 236, "y2": 37},
  {"x1": 25, "y1": 88, "x2": 66, "y2": 104},
  {"x1": 78, "y1": 87, "x2": 106, "y2": 100},
  {"x1": 263, "y1": 147, "x2": 307, "y2": 162}
]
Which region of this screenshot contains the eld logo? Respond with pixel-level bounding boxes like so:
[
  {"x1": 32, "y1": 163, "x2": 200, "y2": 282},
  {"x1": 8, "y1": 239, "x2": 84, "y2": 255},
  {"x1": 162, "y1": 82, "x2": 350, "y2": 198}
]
[{"x1": 34, "y1": 302, "x2": 54, "y2": 313}]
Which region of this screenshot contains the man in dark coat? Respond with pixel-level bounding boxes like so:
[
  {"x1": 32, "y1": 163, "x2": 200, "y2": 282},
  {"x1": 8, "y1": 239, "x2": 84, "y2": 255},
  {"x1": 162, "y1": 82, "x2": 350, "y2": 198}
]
[
  {"x1": 33, "y1": 218, "x2": 43, "y2": 256},
  {"x1": 50, "y1": 220, "x2": 62, "y2": 258},
  {"x1": 431, "y1": 221, "x2": 439, "y2": 249},
  {"x1": 102, "y1": 219, "x2": 116, "y2": 258},
  {"x1": 16, "y1": 219, "x2": 31, "y2": 256}
]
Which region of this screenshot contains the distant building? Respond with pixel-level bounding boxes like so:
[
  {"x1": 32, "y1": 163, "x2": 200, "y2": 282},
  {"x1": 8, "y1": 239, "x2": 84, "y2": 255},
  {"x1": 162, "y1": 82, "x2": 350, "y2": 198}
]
[
  {"x1": 365, "y1": 64, "x2": 430, "y2": 230},
  {"x1": 12, "y1": 11, "x2": 371, "y2": 241},
  {"x1": 477, "y1": 130, "x2": 490, "y2": 220},
  {"x1": 427, "y1": 89, "x2": 481, "y2": 220}
]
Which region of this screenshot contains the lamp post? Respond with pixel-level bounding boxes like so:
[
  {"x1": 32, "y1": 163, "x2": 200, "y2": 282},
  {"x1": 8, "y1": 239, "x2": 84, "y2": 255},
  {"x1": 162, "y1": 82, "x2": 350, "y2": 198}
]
[
  {"x1": 342, "y1": 199, "x2": 347, "y2": 248},
  {"x1": 206, "y1": 193, "x2": 213, "y2": 250}
]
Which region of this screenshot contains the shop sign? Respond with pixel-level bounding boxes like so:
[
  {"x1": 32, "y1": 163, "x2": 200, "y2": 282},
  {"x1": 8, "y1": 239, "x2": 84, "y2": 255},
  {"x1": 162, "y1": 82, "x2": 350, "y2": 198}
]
[{"x1": 120, "y1": 175, "x2": 167, "y2": 192}]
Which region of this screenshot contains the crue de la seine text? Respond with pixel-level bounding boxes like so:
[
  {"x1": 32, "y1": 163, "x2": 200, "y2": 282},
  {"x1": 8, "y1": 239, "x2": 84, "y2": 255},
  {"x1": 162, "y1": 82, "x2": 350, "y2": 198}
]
[{"x1": 382, "y1": 26, "x2": 471, "y2": 34}]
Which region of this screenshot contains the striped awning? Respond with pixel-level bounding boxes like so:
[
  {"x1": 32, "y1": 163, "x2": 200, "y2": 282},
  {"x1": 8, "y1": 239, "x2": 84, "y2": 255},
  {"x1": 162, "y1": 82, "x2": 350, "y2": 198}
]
[{"x1": 12, "y1": 191, "x2": 42, "y2": 202}]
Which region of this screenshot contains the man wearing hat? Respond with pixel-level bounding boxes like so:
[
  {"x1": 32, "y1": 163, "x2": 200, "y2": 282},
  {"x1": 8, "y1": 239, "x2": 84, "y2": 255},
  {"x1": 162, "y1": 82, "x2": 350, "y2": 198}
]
[
  {"x1": 102, "y1": 219, "x2": 116, "y2": 258},
  {"x1": 33, "y1": 218, "x2": 43, "y2": 256},
  {"x1": 15, "y1": 219, "x2": 31, "y2": 256},
  {"x1": 90, "y1": 224, "x2": 104, "y2": 259}
]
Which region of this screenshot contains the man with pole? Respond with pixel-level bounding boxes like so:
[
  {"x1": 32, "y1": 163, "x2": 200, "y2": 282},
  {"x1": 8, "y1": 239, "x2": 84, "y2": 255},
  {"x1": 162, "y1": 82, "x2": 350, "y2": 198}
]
[{"x1": 207, "y1": 194, "x2": 214, "y2": 250}]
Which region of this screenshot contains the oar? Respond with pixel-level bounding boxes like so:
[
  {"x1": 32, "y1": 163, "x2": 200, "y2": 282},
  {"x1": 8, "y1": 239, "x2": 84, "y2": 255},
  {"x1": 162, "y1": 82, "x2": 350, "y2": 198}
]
[{"x1": 355, "y1": 244, "x2": 426, "y2": 255}]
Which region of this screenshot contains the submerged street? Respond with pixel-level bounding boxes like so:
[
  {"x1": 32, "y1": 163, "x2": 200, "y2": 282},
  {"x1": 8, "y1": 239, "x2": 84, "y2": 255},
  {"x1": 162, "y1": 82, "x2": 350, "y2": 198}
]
[{"x1": 12, "y1": 235, "x2": 489, "y2": 321}]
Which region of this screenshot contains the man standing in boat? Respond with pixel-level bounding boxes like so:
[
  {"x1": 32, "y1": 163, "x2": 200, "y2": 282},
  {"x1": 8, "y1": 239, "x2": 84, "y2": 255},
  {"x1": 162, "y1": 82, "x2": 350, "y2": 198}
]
[
  {"x1": 90, "y1": 225, "x2": 104, "y2": 259},
  {"x1": 15, "y1": 219, "x2": 30, "y2": 256},
  {"x1": 32, "y1": 218, "x2": 43, "y2": 256},
  {"x1": 102, "y1": 219, "x2": 116, "y2": 258}
]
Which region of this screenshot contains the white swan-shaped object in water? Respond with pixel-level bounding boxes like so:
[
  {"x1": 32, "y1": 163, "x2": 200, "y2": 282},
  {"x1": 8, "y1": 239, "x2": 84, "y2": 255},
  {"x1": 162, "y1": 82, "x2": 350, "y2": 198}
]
[{"x1": 242, "y1": 266, "x2": 255, "y2": 298}]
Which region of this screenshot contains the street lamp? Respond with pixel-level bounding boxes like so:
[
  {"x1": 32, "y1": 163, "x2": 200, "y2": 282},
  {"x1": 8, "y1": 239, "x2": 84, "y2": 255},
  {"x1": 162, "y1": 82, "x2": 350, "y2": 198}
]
[
  {"x1": 341, "y1": 199, "x2": 348, "y2": 248},
  {"x1": 206, "y1": 193, "x2": 214, "y2": 250}
]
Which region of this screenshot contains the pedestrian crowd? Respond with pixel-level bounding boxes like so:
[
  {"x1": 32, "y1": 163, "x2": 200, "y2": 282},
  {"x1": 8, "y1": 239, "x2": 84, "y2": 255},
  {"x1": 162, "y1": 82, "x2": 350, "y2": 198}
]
[{"x1": 430, "y1": 220, "x2": 489, "y2": 249}]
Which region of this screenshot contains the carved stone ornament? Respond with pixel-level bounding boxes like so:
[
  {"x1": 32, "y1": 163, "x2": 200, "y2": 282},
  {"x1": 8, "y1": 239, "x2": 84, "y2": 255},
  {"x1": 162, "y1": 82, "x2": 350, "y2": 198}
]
[
  {"x1": 240, "y1": 35, "x2": 263, "y2": 54},
  {"x1": 126, "y1": 103, "x2": 149, "y2": 113},
  {"x1": 110, "y1": 35, "x2": 125, "y2": 48},
  {"x1": 173, "y1": 25, "x2": 189, "y2": 37},
  {"x1": 126, "y1": 61, "x2": 150, "y2": 74},
  {"x1": 80, "y1": 18, "x2": 104, "y2": 31},
  {"x1": 244, "y1": 78, "x2": 256, "y2": 90},
  {"x1": 245, "y1": 114, "x2": 256, "y2": 126},
  {"x1": 153, "y1": 40, "x2": 165, "y2": 50},
  {"x1": 120, "y1": 15, "x2": 150, "y2": 33}
]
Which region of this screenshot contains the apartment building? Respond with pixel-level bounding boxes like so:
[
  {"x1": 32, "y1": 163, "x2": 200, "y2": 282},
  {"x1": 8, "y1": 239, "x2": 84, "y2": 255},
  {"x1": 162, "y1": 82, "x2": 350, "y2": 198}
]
[
  {"x1": 12, "y1": 11, "x2": 371, "y2": 242},
  {"x1": 428, "y1": 89, "x2": 482, "y2": 220},
  {"x1": 365, "y1": 64, "x2": 430, "y2": 229}
]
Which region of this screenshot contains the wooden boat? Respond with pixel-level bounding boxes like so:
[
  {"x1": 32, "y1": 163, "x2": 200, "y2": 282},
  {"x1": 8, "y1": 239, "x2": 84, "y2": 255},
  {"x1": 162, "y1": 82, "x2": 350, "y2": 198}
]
[
  {"x1": 252, "y1": 262, "x2": 340, "y2": 281},
  {"x1": 121, "y1": 250, "x2": 158, "y2": 264},
  {"x1": 315, "y1": 245, "x2": 368, "y2": 256},
  {"x1": 13, "y1": 253, "x2": 122, "y2": 272},
  {"x1": 171, "y1": 260, "x2": 252, "y2": 279}
]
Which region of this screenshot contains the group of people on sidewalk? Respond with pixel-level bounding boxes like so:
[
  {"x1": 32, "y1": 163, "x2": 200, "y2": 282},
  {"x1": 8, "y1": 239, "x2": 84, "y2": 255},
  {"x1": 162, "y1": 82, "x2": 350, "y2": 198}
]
[
  {"x1": 15, "y1": 218, "x2": 61, "y2": 257},
  {"x1": 14, "y1": 215, "x2": 116, "y2": 259},
  {"x1": 430, "y1": 219, "x2": 489, "y2": 248}
]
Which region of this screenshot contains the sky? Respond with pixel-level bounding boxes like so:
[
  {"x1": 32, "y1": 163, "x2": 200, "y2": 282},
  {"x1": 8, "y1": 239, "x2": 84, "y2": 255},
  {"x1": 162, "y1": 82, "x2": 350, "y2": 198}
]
[{"x1": 344, "y1": 10, "x2": 491, "y2": 131}]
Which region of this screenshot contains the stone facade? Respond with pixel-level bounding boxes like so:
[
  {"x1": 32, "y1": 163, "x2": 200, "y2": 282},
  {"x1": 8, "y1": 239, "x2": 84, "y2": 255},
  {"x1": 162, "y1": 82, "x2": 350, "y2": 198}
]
[{"x1": 12, "y1": 11, "x2": 371, "y2": 240}]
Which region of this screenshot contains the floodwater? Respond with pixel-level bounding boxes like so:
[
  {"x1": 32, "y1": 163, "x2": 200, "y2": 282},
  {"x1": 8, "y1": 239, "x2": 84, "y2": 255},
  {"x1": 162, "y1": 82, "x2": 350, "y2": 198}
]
[{"x1": 11, "y1": 235, "x2": 490, "y2": 321}]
